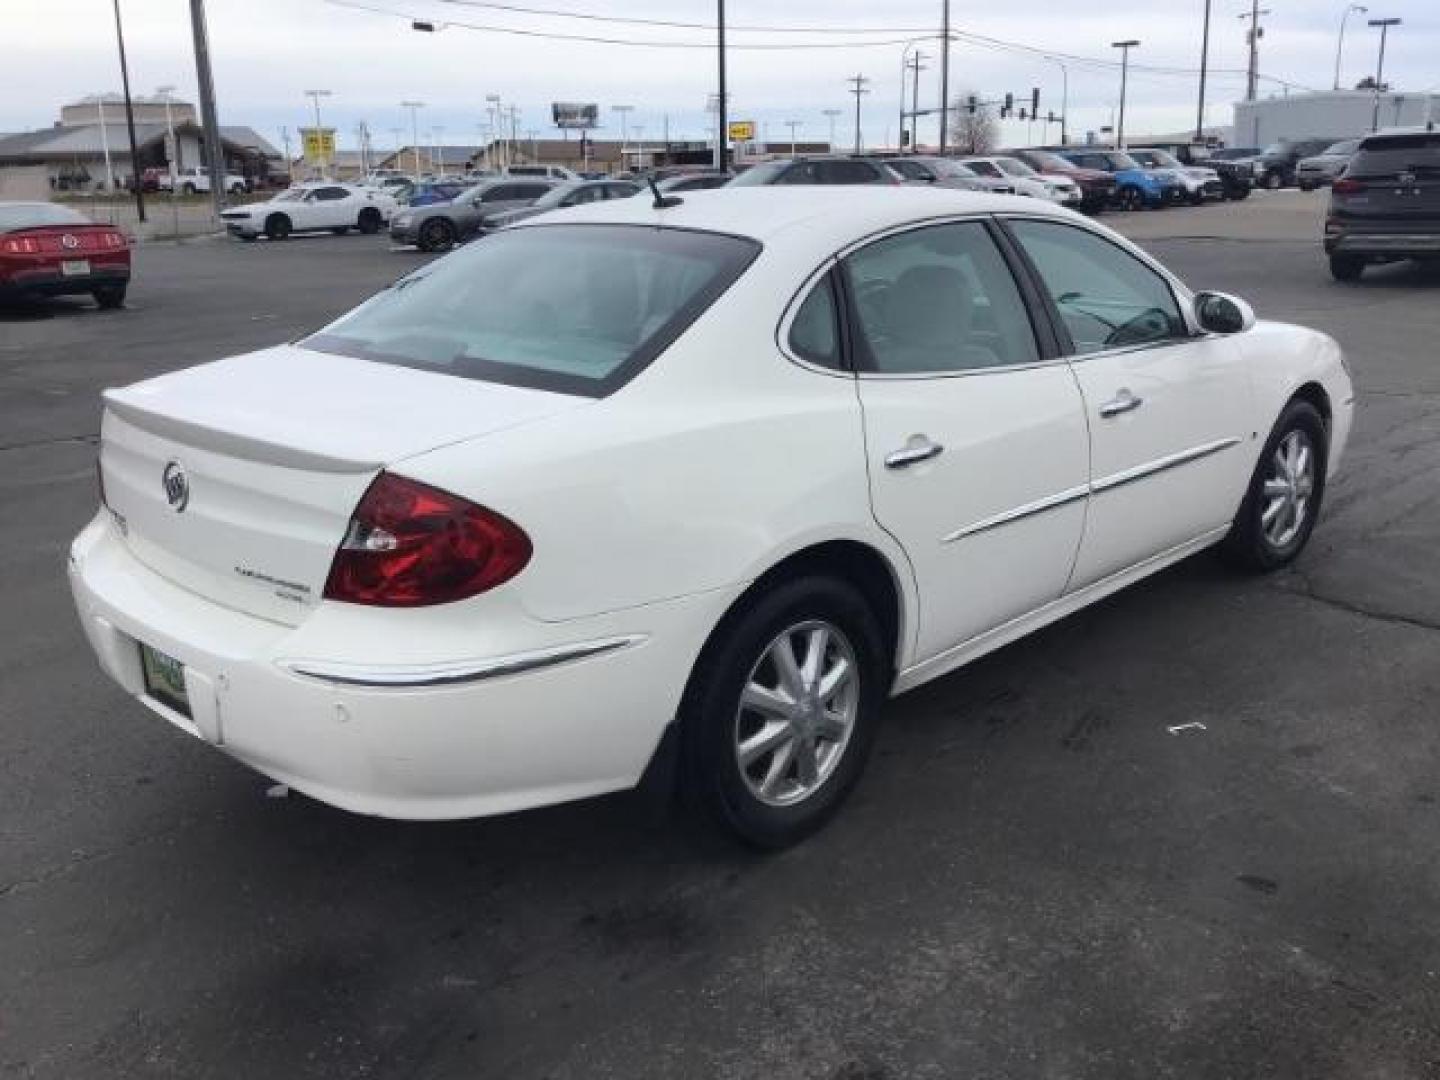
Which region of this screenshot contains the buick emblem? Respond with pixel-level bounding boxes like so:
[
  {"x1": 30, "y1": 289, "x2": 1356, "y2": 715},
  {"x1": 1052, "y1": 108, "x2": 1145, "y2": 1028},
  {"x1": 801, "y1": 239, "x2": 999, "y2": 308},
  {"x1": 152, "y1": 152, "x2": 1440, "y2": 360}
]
[
  {"x1": 61, "y1": 234, "x2": 79, "y2": 249},
  {"x1": 162, "y1": 461, "x2": 190, "y2": 512}
]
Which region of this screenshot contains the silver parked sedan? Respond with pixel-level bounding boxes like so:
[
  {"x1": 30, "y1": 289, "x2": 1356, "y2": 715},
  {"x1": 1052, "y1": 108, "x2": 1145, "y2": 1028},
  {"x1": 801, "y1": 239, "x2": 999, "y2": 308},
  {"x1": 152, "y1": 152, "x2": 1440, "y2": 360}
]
[{"x1": 389, "y1": 178, "x2": 557, "y2": 252}]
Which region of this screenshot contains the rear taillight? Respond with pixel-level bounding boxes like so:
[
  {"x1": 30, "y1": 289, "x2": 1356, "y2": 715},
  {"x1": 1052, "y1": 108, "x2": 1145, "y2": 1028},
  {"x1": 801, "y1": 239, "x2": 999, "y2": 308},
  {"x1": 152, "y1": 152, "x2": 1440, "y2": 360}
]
[
  {"x1": 1332, "y1": 178, "x2": 1364, "y2": 195},
  {"x1": 323, "y1": 472, "x2": 531, "y2": 607},
  {"x1": 102, "y1": 230, "x2": 127, "y2": 248},
  {"x1": 2, "y1": 237, "x2": 39, "y2": 254}
]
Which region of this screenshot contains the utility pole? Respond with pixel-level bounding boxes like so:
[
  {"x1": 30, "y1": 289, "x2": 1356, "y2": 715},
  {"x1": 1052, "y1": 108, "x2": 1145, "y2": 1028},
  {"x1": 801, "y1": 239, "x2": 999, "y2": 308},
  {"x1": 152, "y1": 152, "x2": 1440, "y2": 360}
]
[
  {"x1": 908, "y1": 51, "x2": 927, "y2": 153},
  {"x1": 785, "y1": 119, "x2": 803, "y2": 157},
  {"x1": 847, "y1": 74, "x2": 870, "y2": 154},
  {"x1": 189, "y1": 0, "x2": 226, "y2": 218},
  {"x1": 1112, "y1": 40, "x2": 1140, "y2": 149},
  {"x1": 1196, "y1": 0, "x2": 1213, "y2": 141},
  {"x1": 715, "y1": 0, "x2": 728, "y2": 170},
  {"x1": 111, "y1": 0, "x2": 145, "y2": 220},
  {"x1": 1368, "y1": 17, "x2": 1402, "y2": 131},
  {"x1": 1046, "y1": 56, "x2": 1071, "y2": 145},
  {"x1": 939, "y1": 0, "x2": 951, "y2": 154},
  {"x1": 1240, "y1": 2, "x2": 1271, "y2": 102},
  {"x1": 823, "y1": 108, "x2": 842, "y2": 151}
]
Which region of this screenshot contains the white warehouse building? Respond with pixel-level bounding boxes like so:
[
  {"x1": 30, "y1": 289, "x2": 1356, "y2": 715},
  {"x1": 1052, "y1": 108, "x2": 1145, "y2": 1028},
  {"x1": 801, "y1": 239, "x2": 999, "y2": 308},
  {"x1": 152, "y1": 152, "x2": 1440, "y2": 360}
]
[{"x1": 1234, "y1": 90, "x2": 1439, "y2": 148}]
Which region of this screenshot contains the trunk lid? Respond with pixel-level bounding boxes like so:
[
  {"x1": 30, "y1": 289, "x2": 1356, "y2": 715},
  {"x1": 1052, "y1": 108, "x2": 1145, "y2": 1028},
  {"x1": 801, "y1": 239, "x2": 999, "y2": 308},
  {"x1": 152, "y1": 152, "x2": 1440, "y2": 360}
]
[{"x1": 100, "y1": 344, "x2": 587, "y2": 624}]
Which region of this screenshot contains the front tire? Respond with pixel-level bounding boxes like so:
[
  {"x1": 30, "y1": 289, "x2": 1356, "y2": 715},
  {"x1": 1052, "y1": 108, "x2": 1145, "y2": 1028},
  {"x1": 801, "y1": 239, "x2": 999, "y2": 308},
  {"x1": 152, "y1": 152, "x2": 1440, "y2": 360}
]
[
  {"x1": 1221, "y1": 400, "x2": 1327, "y2": 573},
  {"x1": 264, "y1": 214, "x2": 292, "y2": 241},
  {"x1": 357, "y1": 208, "x2": 382, "y2": 234},
  {"x1": 1329, "y1": 253, "x2": 1365, "y2": 282},
  {"x1": 417, "y1": 217, "x2": 456, "y2": 253},
  {"x1": 1117, "y1": 186, "x2": 1145, "y2": 211},
  {"x1": 680, "y1": 576, "x2": 887, "y2": 849}
]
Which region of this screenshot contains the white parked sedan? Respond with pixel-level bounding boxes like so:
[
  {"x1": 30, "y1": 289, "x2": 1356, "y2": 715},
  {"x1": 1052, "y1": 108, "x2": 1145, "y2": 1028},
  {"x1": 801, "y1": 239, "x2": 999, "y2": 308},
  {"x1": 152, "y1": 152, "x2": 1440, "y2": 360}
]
[
  {"x1": 963, "y1": 156, "x2": 1083, "y2": 206},
  {"x1": 219, "y1": 182, "x2": 398, "y2": 241},
  {"x1": 69, "y1": 187, "x2": 1353, "y2": 847}
]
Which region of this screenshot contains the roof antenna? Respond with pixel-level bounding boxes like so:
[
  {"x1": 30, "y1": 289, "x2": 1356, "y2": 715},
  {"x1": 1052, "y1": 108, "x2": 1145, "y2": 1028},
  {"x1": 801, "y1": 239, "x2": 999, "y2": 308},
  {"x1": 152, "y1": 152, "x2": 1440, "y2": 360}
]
[{"x1": 648, "y1": 176, "x2": 683, "y2": 209}]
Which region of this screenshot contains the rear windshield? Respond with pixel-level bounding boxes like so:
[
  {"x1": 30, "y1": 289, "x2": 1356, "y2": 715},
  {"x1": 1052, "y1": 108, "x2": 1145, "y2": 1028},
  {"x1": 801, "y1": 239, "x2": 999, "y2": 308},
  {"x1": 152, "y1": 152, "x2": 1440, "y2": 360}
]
[
  {"x1": 1350, "y1": 135, "x2": 1440, "y2": 178},
  {"x1": 0, "y1": 203, "x2": 90, "y2": 230},
  {"x1": 305, "y1": 224, "x2": 761, "y2": 397},
  {"x1": 728, "y1": 162, "x2": 789, "y2": 186}
]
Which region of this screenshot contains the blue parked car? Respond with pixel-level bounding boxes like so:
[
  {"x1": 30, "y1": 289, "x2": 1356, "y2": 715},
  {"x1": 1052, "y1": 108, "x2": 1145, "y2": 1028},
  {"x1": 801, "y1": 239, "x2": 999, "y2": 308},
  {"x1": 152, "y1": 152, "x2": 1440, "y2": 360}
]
[
  {"x1": 405, "y1": 181, "x2": 471, "y2": 207},
  {"x1": 1057, "y1": 149, "x2": 1182, "y2": 210}
]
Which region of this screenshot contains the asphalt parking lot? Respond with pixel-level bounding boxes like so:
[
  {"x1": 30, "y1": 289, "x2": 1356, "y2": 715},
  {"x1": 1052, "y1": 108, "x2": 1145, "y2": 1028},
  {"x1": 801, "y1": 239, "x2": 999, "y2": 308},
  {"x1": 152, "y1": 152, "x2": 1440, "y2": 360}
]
[{"x1": 3, "y1": 192, "x2": 1439, "y2": 1079}]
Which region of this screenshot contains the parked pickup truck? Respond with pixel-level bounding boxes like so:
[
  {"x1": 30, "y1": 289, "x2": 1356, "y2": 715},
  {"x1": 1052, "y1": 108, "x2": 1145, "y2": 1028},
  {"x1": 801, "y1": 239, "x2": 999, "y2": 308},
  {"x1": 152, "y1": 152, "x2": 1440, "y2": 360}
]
[{"x1": 157, "y1": 167, "x2": 249, "y2": 196}]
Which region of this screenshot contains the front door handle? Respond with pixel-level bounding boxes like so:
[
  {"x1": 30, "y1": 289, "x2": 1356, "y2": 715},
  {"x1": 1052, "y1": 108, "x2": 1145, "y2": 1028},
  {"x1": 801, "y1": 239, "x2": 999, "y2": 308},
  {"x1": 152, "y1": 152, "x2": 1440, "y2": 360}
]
[
  {"x1": 885, "y1": 436, "x2": 945, "y2": 469},
  {"x1": 1098, "y1": 389, "x2": 1144, "y2": 418}
]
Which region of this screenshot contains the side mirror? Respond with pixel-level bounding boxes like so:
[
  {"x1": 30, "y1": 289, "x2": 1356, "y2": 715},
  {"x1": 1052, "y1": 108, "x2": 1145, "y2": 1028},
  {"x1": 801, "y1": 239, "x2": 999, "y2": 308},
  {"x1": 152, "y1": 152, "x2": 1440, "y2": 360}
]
[{"x1": 1194, "y1": 291, "x2": 1256, "y2": 335}]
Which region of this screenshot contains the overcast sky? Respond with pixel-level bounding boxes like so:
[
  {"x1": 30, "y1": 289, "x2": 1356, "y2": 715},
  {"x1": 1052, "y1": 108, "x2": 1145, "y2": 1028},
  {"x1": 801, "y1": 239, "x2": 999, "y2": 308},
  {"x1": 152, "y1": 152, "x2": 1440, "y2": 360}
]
[{"x1": 3, "y1": 0, "x2": 1436, "y2": 154}]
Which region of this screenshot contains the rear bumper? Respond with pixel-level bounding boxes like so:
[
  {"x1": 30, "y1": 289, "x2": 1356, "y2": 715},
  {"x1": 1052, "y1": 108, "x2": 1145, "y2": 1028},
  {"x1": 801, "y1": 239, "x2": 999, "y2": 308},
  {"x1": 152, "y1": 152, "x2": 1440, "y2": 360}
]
[
  {"x1": 0, "y1": 262, "x2": 129, "y2": 299},
  {"x1": 1325, "y1": 224, "x2": 1440, "y2": 258},
  {"x1": 68, "y1": 512, "x2": 737, "y2": 820}
]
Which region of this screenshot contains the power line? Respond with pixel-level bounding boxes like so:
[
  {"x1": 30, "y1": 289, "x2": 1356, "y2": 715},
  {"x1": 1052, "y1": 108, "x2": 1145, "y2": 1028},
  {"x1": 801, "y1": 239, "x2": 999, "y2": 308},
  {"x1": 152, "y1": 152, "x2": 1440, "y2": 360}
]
[{"x1": 434, "y1": 0, "x2": 936, "y2": 34}]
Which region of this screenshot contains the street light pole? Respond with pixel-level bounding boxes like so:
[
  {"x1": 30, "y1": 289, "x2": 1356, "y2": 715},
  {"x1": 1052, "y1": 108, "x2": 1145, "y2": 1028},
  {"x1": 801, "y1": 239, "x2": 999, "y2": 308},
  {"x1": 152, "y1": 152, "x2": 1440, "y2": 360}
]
[
  {"x1": 1368, "y1": 17, "x2": 1402, "y2": 131},
  {"x1": 156, "y1": 85, "x2": 177, "y2": 184},
  {"x1": 785, "y1": 119, "x2": 802, "y2": 157},
  {"x1": 822, "y1": 108, "x2": 842, "y2": 152},
  {"x1": 612, "y1": 104, "x2": 633, "y2": 173},
  {"x1": 305, "y1": 89, "x2": 332, "y2": 176},
  {"x1": 1196, "y1": 0, "x2": 1213, "y2": 142},
  {"x1": 1045, "y1": 56, "x2": 1071, "y2": 145},
  {"x1": 938, "y1": 0, "x2": 951, "y2": 154},
  {"x1": 1112, "y1": 40, "x2": 1140, "y2": 149},
  {"x1": 910, "y1": 52, "x2": 927, "y2": 153},
  {"x1": 111, "y1": 0, "x2": 146, "y2": 221},
  {"x1": 400, "y1": 100, "x2": 424, "y2": 179},
  {"x1": 716, "y1": 0, "x2": 728, "y2": 170},
  {"x1": 1335, "y1": 5, "x2": 1369, "y2": 90}
]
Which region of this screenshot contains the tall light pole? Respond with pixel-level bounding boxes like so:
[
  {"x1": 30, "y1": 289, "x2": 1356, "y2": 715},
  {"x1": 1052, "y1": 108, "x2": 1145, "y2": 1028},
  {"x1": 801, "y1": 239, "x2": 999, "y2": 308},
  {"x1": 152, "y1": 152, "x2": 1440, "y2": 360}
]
[
  {"x1": 400, "y1": 100, "x2": 424, "y2": 179},
  {"x1": 716, "y1": 0, "x2": 728, "y2": 170},
  {"x1": 485, "y1": 94, "x2": 503, "y2": 170},
  {"x1": 1196, "y1": 0, "x2": 1213, "y2": 141},
  {"x1": 900, "y1": 41, "x2": 928, "y2": 154},
  {"x1": 847, "y1": 74, "x2": 870, "y2": 154},
  {"x1": 95, "y1": 95, "x2": 116, "y2": 192},
  {"x1": 1045, "y1": 56, "x2": 1071, "y2": 145},
  {"x1": 1112, "y1": 40, "x2": 1140, "y2": 149},
  {"x1": 784, "y1": 119, "x2": 803, "y2": 157},
  {"x1": 156, "y1": 85, "x2": 178, "y2": 183},
  {"x1": 305, "y1": 89, "x2": 332, "y2": 176},
  {"x1": 1239, "y1": 3, "x2": 1271, "y2": 102},
  {"x1": 189, "y1": 0, "x2": 227, "y2": 217},
  {"x1": 1335, "y1": 5, "x2": 1369, "y2": 90},
  {"x1": 612, "y1": 104, "x2": 633, "y2": 172},
  {"x1": 1368, "y1": 17, "x2": 1401, "y2": 131},
  {"x1": 433, "y1": 124, "x2": 445, "y2": 177},
  {"x1": 111, "y1": 0, "x2": 145, "y2": 220},
  {"x1": 938, "y1": 0, "x2": 951, "y2": 154},
  {"x1": 822, "y1": 108, "x2": 842, "y2": 152}
]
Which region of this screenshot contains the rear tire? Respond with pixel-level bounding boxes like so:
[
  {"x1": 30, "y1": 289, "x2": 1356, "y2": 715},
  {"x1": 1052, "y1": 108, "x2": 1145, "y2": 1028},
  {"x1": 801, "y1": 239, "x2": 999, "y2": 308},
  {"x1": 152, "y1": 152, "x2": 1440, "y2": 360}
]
[
  {"x1": 182, "y1": 182, "x2": 197, "y2": 196},
  {"x1": 1118, "y1": 186, "x2": 1145, "y2": 211},
  {"x1": 1329, "y1": 254, "x2": 1365, "y2": 282},
  {"x1": 357, "y1": 208, "x2": 382, "y2": 235},
  {"x1": 1298, "y1": 180, "x2": 1315, "y2": 192},
  {"x1": 264, "y1": 214, "x2": 292, "y2": 241},
  {"x1": 1220, "y1": 400, "x2": 1327, "y2": 573},
  {"x1": 92, "y1": 285, "x2": 126, "y2": 309},
  {"x1": 680, "y1": 576, "x2": 887, "y2": 849},
  {"x1": 1265, "y1": 172, "x2": 1282, "y2": 190}
]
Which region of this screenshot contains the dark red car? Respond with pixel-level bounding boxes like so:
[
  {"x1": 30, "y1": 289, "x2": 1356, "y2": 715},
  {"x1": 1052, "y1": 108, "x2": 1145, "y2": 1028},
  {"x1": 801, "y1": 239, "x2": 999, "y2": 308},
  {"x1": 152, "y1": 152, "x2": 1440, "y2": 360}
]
[
  {"x1": 0, "y1": 202, "x2": 130, "y2": 309},
  {"x1": 1005, "y1": 149, "x2": 1116, "y2": 214}
]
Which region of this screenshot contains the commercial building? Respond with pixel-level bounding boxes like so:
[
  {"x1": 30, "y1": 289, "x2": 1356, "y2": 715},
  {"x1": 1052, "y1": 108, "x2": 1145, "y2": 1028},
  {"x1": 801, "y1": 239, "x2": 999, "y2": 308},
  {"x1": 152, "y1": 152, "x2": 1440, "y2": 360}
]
[
  {"x1": 1234, "y1": 90, "x2": 1439, "y2": 148},
  {"x1": 0, "y1": 94, "x2": 283, "y2": 197}
]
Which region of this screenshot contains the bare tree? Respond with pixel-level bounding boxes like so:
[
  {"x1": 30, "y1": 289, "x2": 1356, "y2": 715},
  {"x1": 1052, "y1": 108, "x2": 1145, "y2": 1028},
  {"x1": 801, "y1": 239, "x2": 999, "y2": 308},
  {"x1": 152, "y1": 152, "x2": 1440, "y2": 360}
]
[{"x1": 949, "y1": 91, "x2": 1000, "y2": 155}]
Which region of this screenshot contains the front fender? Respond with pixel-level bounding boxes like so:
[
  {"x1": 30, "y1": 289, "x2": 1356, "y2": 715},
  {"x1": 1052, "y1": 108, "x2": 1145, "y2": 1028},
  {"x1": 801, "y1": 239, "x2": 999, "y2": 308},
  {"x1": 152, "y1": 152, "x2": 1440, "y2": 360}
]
[{"x1": 1235, "y1": 321, "x2": 1355, "y2": 479}]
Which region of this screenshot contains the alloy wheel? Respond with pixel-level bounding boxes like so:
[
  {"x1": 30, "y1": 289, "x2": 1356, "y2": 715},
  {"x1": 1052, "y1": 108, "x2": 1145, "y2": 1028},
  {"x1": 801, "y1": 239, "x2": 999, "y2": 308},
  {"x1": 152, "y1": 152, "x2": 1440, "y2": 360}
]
[
  {"x1": 733, "y1": 619, "x2": 859, "y2": 808},
  {"x1": 1261, "y1": 429, "x2": 1316, "y2": 549}
]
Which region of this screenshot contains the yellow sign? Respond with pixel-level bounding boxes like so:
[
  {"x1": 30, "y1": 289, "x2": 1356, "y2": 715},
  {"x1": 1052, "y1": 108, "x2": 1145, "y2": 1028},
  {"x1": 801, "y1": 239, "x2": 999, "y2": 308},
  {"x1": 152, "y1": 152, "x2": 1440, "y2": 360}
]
[
  {"x1": 300, "y1": 127, "x2": 336, "y2": 162},
  {"x1": 727, "y1": 120, "x2": 756, "y2": 142}
]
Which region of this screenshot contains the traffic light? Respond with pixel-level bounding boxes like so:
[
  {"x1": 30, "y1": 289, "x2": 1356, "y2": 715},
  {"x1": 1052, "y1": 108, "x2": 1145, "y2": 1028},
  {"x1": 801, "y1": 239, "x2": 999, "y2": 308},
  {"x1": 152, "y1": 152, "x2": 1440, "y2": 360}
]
[
  {"x1": 967, "y1": 95, "x2": 978, "y2": 115},
  {"x1": 1019, "y1": 109, "x2": 1028, "y2": 121},
  {"x1": 1003, "y1": 92, "x2": 1014, "y2": 118},
  {"x1": 1030, "y1": 87, "x2": 1040, "y2": 118}
]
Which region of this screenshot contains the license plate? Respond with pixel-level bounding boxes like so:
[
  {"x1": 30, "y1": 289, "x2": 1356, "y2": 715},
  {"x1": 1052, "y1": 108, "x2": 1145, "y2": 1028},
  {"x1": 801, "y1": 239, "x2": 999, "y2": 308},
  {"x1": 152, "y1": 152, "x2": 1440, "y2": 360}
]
[
  {"x1": 60, "y1": 259, "x2": 91, "y2": 277},
  {"x1": 139, "y1": 642, "x2": 190, "y2": 717}
]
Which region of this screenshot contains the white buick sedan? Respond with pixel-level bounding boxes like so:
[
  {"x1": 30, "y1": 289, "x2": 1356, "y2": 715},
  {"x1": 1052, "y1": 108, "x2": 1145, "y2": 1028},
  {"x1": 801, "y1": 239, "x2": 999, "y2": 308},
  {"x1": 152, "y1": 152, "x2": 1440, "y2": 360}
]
[{"x1": 70, "y1": 187, "x2": 1353, "y2": 847}]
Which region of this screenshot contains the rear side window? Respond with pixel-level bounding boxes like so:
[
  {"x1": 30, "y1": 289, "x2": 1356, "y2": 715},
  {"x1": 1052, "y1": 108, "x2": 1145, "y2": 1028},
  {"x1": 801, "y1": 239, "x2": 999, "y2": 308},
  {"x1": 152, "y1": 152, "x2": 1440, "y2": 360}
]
[
  {"x1": 816, "y1": 161, "x2": 883, "y2": 184},
  {"x1": 787, "y1": 275, "x2": 843, "y2": 370},
  {"x1": 1349, "y1": 135, "x2": 1440, "y2": 178},
  {"x1": 843, "y1": 221, "x2": 1040, "y2": 374},
  {"x1": 305, "y1": 225, "x2": 761, "y2": 397},
  {"x1": 314, "y1": 186, "x2": 349, "y2": 201}
]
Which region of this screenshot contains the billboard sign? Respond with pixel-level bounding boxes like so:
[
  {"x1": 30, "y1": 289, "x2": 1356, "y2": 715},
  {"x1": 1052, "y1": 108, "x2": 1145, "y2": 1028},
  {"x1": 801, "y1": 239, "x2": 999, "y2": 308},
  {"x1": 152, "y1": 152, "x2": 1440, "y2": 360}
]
[
  {"x1": 727, "y1": 120, "x2": 757, "y2": 142},
  {"x1": 552, "y1": 102, "x2": 599, "y2": 130}
]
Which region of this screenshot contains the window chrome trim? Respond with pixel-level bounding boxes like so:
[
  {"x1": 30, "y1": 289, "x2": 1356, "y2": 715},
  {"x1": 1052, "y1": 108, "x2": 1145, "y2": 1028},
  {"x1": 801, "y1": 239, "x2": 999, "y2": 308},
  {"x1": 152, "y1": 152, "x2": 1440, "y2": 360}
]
[
  {"x1": 1090, "y1": 436, "x2": 1242, "y2": 494},
  {"x1": 942, "y1": 484, "x2": 1090, "y2": 543},
  {"x1": 278, "y1": 635, "x2": 647, "y2": 688}
]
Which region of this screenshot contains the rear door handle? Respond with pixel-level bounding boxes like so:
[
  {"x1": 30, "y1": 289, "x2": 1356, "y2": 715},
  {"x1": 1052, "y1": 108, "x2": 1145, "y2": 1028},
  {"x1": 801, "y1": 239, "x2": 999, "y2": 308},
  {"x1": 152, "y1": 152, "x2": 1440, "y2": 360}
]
[
  {"x1": 885, "y1": 436, "x2": 945, "y2": 469},
  {"x1": 1098, "y1": 389, "x2": 1144, "y2": 418}
]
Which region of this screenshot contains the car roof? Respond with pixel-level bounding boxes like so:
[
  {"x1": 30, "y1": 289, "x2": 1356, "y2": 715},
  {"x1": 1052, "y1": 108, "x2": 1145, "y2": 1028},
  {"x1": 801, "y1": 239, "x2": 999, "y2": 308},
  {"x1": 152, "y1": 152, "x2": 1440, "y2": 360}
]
[{"x1": 508, "y1": 186, "x2": 1072, "y2": 248}]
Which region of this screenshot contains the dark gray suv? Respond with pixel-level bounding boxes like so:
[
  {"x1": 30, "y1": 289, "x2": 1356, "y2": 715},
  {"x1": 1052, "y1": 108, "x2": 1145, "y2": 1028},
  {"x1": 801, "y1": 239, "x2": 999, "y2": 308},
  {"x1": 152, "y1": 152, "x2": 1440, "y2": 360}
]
[
  {"x1": 728, "y1": 157, "x2": 901, "y2": 186},
  {"x1": 1325, "y1": 129, "x2": 1440, "y2": 281},
  {"x1": 389, "y1": 178, "x2": 556, "y2": 252}
]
